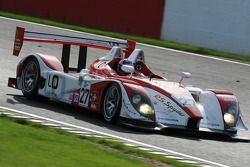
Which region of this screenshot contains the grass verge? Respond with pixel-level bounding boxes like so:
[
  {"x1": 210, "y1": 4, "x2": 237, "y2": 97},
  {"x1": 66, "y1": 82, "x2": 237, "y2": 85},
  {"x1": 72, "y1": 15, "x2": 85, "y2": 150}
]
[
  {"x1": 1, "y1": 11, "x2": 250, "y2": 62},
  {"x1": 0, "y1": 115, "x2": 197, "y2": 167}
]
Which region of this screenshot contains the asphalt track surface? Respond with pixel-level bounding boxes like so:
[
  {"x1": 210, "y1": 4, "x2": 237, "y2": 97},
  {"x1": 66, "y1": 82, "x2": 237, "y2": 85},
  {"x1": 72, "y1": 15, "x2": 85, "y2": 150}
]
[{"x1": 1, "y1": 17, "x2": 250, "y2": 167}]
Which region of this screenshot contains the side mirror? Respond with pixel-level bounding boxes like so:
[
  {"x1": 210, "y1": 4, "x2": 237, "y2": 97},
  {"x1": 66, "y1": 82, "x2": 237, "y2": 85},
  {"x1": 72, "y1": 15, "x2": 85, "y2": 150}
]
[
  {"x1": 181, "y1": 72, "x2": 191, "y2": 78},
  {"x1": 179, "y1": 72, "x2": 191, "y2": 84}
]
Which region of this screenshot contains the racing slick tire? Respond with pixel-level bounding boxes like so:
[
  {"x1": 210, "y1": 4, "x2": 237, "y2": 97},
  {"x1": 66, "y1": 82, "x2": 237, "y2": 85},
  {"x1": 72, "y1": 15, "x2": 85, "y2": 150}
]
[
  {"x1": 103, "y1": 83, "x2": 122, "y2": 123},
  {"x1": 20, "y1": 57, "x2": 40, "y2": 98}
]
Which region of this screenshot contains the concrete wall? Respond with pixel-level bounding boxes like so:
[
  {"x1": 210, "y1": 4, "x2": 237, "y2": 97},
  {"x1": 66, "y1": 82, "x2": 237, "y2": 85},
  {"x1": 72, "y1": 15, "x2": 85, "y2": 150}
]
[
  {"x1": 1, "y1": 0, "x2": 250, "y2": 56},
  {"x1": 0, "y1": 0, "x2": 165, "y2": 38},
  {"x1": 161, "y1": 0, "x2": 250, "y2": 56}
]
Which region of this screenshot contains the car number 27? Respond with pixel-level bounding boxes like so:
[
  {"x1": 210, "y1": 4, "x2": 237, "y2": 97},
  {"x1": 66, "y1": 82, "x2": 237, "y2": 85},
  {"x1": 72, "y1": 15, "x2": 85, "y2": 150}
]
[{"x1": 79, "y1": 83, "x2": 90, "y2": 107}]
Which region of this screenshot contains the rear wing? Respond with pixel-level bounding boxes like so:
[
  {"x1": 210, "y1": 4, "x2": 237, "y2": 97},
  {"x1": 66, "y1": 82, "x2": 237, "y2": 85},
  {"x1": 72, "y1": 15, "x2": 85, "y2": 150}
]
[{"x1": 13, "y1": 27, "x2": 136, "y2": 72}]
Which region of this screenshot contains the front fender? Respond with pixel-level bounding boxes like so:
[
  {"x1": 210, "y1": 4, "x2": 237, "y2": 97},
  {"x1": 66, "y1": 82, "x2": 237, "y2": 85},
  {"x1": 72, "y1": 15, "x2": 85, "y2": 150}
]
[
  {"x1": 237, "y1": 112, "x2": 248, "y2": 130},
  {"x1": 199, "y1": 89, "x2": 248, "y2": 131},
  {"x1": 120, "y1": 82, "x2": 155, "y2": 121}
]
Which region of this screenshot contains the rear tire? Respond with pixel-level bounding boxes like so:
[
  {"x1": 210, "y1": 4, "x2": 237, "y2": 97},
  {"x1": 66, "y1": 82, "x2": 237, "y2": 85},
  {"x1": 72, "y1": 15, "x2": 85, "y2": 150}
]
[
  {"x1": 103, "y1": 83, "x2": 122, "y2": 123},
  {"x1": 20, "y1": 57, "x2": 40, "y2": 98}
]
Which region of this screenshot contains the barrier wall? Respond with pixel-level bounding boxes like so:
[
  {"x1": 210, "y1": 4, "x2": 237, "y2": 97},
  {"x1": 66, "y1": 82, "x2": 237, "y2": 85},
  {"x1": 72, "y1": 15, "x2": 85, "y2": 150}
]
[
  {"x1": 161, "y1": 0, "x2": 250, "y2": 56},
  {"x1": 0, "y1": 0, "x2": 164, "y2": 38},
  {"x1": 1, "y1": 0, "x2": 250, "y2": 56}
]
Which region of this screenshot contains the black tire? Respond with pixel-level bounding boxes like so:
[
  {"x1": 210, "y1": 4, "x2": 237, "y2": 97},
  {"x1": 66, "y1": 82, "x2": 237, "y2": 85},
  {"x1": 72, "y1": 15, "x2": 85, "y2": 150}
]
[
  {"x1": 20, "y1": 57, "x2": 40, "y2": 98},
  {"x1": 103, "y1": 83, "x2": 122, "y2": 123}
]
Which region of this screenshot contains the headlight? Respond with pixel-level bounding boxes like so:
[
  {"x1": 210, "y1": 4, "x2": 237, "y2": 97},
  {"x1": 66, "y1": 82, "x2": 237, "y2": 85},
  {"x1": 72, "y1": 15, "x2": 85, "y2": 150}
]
[
  {"x1": 139, "y1": 104, "x2": 154, "y2": 115},
  {"x1": 130, "y1": 92, "x2": 155, "y2": 117},
  {"x1": 224, "y1": 113, "x2": 235, "y2": 126},
  {"x1": 224, "y1": 104, "x2": 238, "y2": 127}
]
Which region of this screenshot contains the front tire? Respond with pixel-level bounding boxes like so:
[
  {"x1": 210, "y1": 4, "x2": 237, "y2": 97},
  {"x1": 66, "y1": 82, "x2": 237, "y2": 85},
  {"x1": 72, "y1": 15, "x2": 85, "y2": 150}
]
[
  {"x1": 20, "y1": 57, "x2": 40, "y2": 98},
  {"x1": 103, "y1": 83, "x2": 122, "y2": 123}
]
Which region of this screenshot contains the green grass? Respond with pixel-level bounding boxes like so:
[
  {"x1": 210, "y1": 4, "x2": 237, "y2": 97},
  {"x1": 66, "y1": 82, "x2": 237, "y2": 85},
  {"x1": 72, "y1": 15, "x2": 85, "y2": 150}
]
[
  {"x1": 1, "y1": 11, "x2": 250, "y2": 62},
  {"x1": 0, "y1": 116, "x2": 152, "y2": 167},
  {"x1": 0, "y1": 115, "x2": 198, "y2": 167},
  {"x1": 85, "y1": 137, "x2": 197, "y2": 167}
]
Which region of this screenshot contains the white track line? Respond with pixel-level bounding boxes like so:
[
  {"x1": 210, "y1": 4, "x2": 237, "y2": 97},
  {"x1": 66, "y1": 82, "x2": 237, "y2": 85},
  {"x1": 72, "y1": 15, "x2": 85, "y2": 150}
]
[
  {"x1": 0, "y1": 106, "x2": 229, "y2": 167},
  {"x1": 1, "y1": 16, "x2": 249, "y2": 67}
]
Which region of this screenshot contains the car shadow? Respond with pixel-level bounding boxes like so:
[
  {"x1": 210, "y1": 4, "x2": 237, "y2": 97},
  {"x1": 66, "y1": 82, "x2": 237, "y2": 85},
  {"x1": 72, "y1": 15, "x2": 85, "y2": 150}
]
[
  {"x1": 161, "y1": 128, "x2": 249, "y2": 143},
  {"x1": 6, "y1": 94, "x2": 151, "y2": 136},
  {"x1": 6, "y1": 94, "x2": 249, "y2": 143}
]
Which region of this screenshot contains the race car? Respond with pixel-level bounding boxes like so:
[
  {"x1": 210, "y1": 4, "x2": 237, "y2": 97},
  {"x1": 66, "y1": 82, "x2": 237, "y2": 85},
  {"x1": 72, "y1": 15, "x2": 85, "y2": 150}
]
[{"x1": 8, "y1": 27, "x2": 248, "y2": 140}]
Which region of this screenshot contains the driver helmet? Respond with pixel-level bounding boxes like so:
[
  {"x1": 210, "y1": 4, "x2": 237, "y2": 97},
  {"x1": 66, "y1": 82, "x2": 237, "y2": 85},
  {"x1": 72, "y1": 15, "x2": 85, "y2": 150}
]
[{"x1": 117, "y1": 59, "x2": 133, "y2": 76}]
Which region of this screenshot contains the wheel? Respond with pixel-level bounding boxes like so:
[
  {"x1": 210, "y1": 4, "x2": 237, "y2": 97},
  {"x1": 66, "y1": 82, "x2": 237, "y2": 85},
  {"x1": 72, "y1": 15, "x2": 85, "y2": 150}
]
[
  {"x1": 103, "y1": 83, "x2": 122, "y2": 123},
  {"x1": 20, "y1": 57, "x2": 40, "y2": 98}
]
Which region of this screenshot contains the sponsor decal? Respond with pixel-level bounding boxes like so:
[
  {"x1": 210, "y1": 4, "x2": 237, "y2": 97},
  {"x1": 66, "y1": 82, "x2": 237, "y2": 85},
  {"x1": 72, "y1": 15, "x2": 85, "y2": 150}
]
[
  {"x1": 70, "y1": 89, "x2": 80, "y2": 106},
  {"x1": 108, "y1": 41, "x2": 120, "y2": 47},
  {"x1": 70, "y1": 87, "x2": 91, "y2": 108},
  {"x1": 79, "y1": 76, "x2": 84, "y2": 85},
  {"x1": 90, "y1": 93, "x2": 97, "y2": 103},
  {"x1": 73, "y1": 94, "x2": 79, "y2": 103},
  {"x1": 200, "y1": 122, "x2": 220, "y2": 127},
  {"x1": 154, "y1": 95, "x2": 185, "y2": 117},
  {"x1": 89, "y1": 93, "x2": 97, "y2": 109}
]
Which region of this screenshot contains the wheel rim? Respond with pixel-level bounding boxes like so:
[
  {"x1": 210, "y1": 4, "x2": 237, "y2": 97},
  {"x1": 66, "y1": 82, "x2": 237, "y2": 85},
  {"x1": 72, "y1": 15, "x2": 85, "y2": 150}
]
[
  {"x1": 104, "y1": 86, "x2": 120, "y2": 120},
  {"x1": 22, "y1": 61, "x2": 39, "y2": 92}
]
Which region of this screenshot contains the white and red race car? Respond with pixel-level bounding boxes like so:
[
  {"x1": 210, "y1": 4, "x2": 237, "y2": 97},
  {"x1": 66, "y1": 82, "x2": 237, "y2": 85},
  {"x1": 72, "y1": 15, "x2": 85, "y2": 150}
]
[{"x1": 8, "y1": 27, "x2": 248, "y2": 140}]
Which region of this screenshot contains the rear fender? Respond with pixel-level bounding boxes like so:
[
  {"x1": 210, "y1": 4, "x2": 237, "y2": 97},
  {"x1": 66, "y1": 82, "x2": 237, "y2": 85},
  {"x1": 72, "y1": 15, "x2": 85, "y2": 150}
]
[
  {"x1": 16, "y1": 53, "x2": 63, "y2": 77},
  {"x1": 38, "y1": 54, "x2": 63, "y2": 72},
  {"x1": 16, "y1": 54, "x2": 63, "y2": 90}
]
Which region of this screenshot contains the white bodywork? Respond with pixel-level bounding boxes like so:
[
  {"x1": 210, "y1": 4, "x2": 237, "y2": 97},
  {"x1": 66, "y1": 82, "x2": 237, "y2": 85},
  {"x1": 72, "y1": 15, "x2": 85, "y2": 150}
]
[
  {"x1": 199, "y1": 91, "x2": 224, "y2": 130},
  {"x1": 15, "y1": 53, "x2": 247, "y2": 133},
  {"x1": 146, "y1": 88, "x2": 190, "y2": 126}
]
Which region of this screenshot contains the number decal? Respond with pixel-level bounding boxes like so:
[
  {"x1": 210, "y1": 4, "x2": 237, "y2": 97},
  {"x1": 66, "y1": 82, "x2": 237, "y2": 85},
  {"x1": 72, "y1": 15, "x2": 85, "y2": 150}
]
[
  {"x1": 79, "y1": 88, "x2": 90, "y2": 106},
  {"x1": 109, "y1": 42, "x2": 119, "y2": 47},
  {"x1": 73, "y1": 94, "x2": 79, "y2": 103},
  {"x1": 79, "y1": 81, "x2": 91, "y2": 107},
  {"x1": 48, "y1": 74, "x2": 59, "y2": 89}
]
